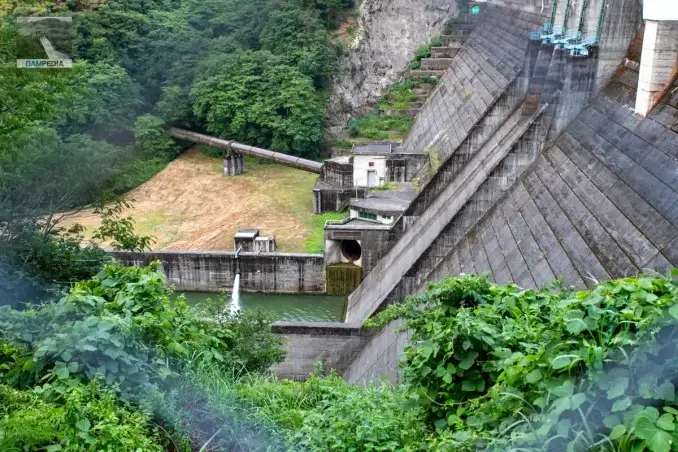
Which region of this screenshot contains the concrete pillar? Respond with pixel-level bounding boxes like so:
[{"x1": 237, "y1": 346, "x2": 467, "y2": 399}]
[
  {"x1": 634, "y1": 17, "x2": 678, "y2": 116},
  {"x1": 223, "y1": 153, "x2": 244, "y2": 176}
]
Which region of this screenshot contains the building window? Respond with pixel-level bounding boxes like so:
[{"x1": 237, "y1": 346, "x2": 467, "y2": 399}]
[
  {"x1": 368, "y1": 162, "x2": 374, "y2": 167},
  {"x1": 358, "y1": 211, "x2": 377, "y2": 221}
]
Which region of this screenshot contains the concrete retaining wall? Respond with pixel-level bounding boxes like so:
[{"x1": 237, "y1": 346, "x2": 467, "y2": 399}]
[
  {"x1": 111, "y1": 251, "x2": 325, "y2": 293},
  {"x1": 271, "y1": 322, "x2": 372, "y2": 380}
]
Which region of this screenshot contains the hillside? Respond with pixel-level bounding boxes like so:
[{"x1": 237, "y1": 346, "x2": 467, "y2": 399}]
[{"x1": 62, "y1": 148, "x2": 322, "y2": 252}]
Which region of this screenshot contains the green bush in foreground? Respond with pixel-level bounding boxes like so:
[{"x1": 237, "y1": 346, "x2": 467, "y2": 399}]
[
  {"x1": 0, "y1": 380, "x2": 162, "y2": 451},
  {"x1": 229, "y1": 368, "x2": 431, "y2": 451},
  {"x1": 369, "y1": 271, "x2": 678, "y2": 451},
  {"x1": 0, "y1": 263, "x2": 286, "y2": 450}
]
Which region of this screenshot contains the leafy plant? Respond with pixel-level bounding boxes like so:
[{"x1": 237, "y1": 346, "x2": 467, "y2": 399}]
[
  {"x1": 348, "y1": 114, "x2": 413, "y2": 140},
  {"x1": 233, "y1": 367, "x2": 431, "y2": 451},
  {"x1": 369, "y1": 272, "x2": 678, "y2": 451},
  {"x1": 0, "y1": 263, "x2": 285, "y2": 394},
  {"x1": 92, "y1": 199, "x2": 155, "y2": 251},
  {"x1": 0, "y1": 380, "x2": 163, "y2": 451},
  {"x1": 430, "y1": 36, "x2": 443, "y2": 47},
  {"x1": 331, "y1": 139, "x2": 353, "y2": 149}
]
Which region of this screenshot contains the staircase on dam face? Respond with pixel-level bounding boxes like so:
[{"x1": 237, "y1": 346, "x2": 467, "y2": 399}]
[{"x1": 398, "y1": 23, "x2": 478, "y2": 119}]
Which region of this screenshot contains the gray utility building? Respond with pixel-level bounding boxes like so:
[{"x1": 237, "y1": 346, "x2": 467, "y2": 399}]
[{"x1": 313, "y1": 142, "x2": 427, "y2": 213}]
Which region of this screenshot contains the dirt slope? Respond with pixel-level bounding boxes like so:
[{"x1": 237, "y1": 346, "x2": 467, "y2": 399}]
[{"x1": 63, "y1": 148, "x2": 319, "y2": 252}]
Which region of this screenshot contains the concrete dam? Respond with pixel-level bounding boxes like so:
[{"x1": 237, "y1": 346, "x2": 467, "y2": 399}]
[
  {"x1": 155, "y1": 0, "x2": 678, "y2": 381},
  {"x1": 339, "y1": 0, "x2": 678, "y2": 384}
]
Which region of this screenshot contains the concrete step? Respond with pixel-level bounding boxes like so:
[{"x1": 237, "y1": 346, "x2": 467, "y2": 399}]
[
  {"x1": 409, "y1": 69, "x2": 446, "y2": 78},
  {"x1": 434, "y1": 41, "x2": 463, "y2": 50},
  {"x1": 413, "y1": 88, "x2": 431, "y2": 96},
  {"x1": 410, "y1": 101, "x2": 425, "y2": 109},
  {"x1": 420, "y1": 58, "x2": 455, "y2": 70},
  {"x1": 431, "y1": 46, "x2": 460, "y2": 58},
  {"x1": 442, "y1": 34, "x2": 470, "y2": 46},
  {"x1": 380, "y1": 109, "x2": 420, "y2": 118},
  {"x1": 414, "y1": 93, "x2": 429, "y2": 101}
]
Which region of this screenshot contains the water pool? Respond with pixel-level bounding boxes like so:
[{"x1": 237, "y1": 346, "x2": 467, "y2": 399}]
[{"x1": 177, "y1": 291, "x2": 346, "y2": 323}]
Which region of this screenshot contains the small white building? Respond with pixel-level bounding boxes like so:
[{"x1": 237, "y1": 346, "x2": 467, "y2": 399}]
[{"x1": 352, "y1": 143, "x2": 393, "y2": 188}]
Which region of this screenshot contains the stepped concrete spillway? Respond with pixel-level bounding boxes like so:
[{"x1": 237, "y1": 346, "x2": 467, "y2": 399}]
[{"x1": 167, "y1": 128, "x2": 323, "y2": 174}]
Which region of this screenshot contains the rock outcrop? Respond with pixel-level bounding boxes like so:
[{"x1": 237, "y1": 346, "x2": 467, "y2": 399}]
[{"x1": 326, "y1": 0, "x2": 457, "y2": 139}]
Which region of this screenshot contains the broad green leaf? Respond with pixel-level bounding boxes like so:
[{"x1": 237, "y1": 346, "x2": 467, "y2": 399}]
[
  {"x1": 550, "y1": 397, "x2": 571, "y2": 416},
  {"x1": 610, "y1": 424, "x2": 626, "y2": 440},
  {"x1": 550, "y1": 380, "x2": 575, "y2": 398},
  {"x1": 566, "y1": 318, "x2": 587, "y2": 335},
  {"x1": 461, "y1": 379, "x2": 475, "y2": 391},
  {"x1": 103, "y1": 347, "x2": 124, "y2": 360},
  {"x1": 646, "y1": 429, "x2": 673, "y2": 452},
  {"x1": 570, "y1": 393, "x2": 587, "y2": 410},
  {"x1": 75, "y1": 419, "x2": 91, "y2": 432},
  {"x1": 419, "y1": 342, "x2": 435, "y2": 359},
  {"x1": 557, "y1": 419, "x2": 572, "y2": 437},
  {"x1": 45, "y1": 445, "x2": 62, "y2": 452},
  {"x1": 668, "y1": 304, "x2": 678, "y2": 320},
  {"x1": 607, "y1": 377, "x2": 630, "y2": 400},
  {"x1": 55, "y1": 366, "x2": 69, "y2": 379},
  {"x1": 604, "y1": 415, "x2": 621, "y2": 428},
  {"x1": 458, "y1": 351, "x2": 479, "y2": 370},
  {"x1": 657, "y1": 382, "x2": 675, "y2": 402},
  {"x1": 525, "y1": 369, "x2": 543, "y2": 384},
  {"x1": 551, "y1": 355, "x2": 573, "y2": 370},
  {"x1": 611, "y1": 397, "x2": 633, "y2": 412},
  {"x1": 638, "y1": 407, "x2": 661, "y2": 422},
  {"x1": 454, "y1": 431, "x2": 471, "y2": 442},
  {"x1": 657, "y1": 413, "x2": 675, "y2": 431}
]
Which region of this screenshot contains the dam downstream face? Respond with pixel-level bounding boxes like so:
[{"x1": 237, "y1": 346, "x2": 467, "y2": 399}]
[{"x1": 177, "y1": 292, "x2": 347, "y2": 322}]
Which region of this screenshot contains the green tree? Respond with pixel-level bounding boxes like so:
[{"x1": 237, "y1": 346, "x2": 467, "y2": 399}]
[
  {"x1": 132, "y1": 114, "x2": 179, "y2": 159},
  {"x1": 191, "y1": 51, "x2": 326, "y2": 157},
  {"x1": 60, "y1": 61, "x2": 144, "y2": 138}
]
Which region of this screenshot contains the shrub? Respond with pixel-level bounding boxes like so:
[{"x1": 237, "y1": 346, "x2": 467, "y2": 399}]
[
  {"x1": 199, "y1": 145, "x2": 224, "y2": 158},
  {"x1": 0, "y1": 263, "x2": 285, "y2": 393},
  {"x1": 430, "y1": 36, "x2": 443, "y2": 47},
  {"x1": 369, "y1": 272, "x2": 678, "y2": 451},
  {"x1": 409, "y1": 60, "x2": 422, "y2": 70},
  {"x1": 0, "y1": 380, "x2": 162, "y2": 451},
  {"x1": 331, "y1": 139, "x2": 353, "y2": 149},
  {"x1": 233, "y1": 369, "x2": 431, "y2": 451},
  {"x1": 348, "y1": 114, "x2": 413, "y2": 140},
  {"x1": 414, "y1": 44, "x2": 431, "y2": 60}
]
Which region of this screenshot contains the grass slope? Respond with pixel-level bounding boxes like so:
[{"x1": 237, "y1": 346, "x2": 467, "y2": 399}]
[{"x1": 63, "y1": 148, "x2": 330, "y2": 252}]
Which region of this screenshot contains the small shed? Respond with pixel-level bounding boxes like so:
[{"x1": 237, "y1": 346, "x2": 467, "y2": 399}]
[{"x1": 234, "y1": 229, "x2": 259, "y2": 252}]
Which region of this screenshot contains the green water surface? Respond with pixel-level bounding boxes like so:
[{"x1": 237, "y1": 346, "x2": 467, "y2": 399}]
[{"x1": 178, "y1": 291, "x2": 346, "y2": 323}]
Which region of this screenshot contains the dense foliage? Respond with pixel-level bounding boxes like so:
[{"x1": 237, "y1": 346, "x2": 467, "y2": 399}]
[
  {"x1": 0, "y1": 263, "x2": 286, "y2": 450},
  {"x1": 370, "y1": 272, "x2": 678, "y2": 451}
]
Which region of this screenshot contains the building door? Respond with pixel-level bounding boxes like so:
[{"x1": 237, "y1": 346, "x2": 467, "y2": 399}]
[{"x1": 367, "y1": 170, "x2": 377, "y2": 187}]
